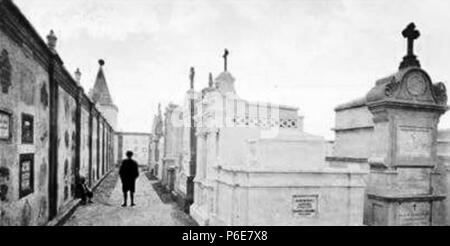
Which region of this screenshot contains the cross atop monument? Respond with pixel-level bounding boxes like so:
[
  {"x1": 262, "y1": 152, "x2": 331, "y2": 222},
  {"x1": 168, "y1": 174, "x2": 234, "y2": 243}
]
[
  {"x1": 399, "y1": 22, "x2": 421, "y2": 69},
  {"x1": 403, "y1": 23, "x2": 420, "y2": 57},
  {"x1": 223, "y1": 49, "x2": 229, "y2": 71},
  {"x1": 189, "y1": 67, "x2": 195, "y2": 90}
]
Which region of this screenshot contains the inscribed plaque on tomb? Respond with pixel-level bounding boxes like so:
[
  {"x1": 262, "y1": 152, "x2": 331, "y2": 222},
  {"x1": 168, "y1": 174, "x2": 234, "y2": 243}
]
[
  {"x1": 0, "y1": 110, "x2": 11, "y2": 140},
  {"x1": 397, "y1": 126, "x2": 432, "y2": 158},
  {"x1": 19, "y1": 154, "x2": 34, "y2": 198},
  {"x1": 21, "y1": 113, "x2": 34, "y2": 144},
  {"x1": 397, "y1": 202, "x2": 430, "y2": 226},
  {"x1": 292, "y1": 195, "x2": 318, "y2": 217}
]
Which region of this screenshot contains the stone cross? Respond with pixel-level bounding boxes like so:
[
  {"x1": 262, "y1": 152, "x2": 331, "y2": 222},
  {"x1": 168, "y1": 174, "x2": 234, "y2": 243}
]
[
  {"x1": 223, "y1": 49, "x2": 229, "y2": 71},
  {"x1": 402, "y1": 23, "x2": 420, "y2": 57},
  {"x1": 189, "y1": 67, "x2": 195, "y2": 90},
  {"x1": 399, "y1": 23, "x2": 421, "y2": 69}
]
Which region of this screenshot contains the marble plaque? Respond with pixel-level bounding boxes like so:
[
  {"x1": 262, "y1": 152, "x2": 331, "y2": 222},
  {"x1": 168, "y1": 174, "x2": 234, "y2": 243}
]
[
  {"x1": 0, "y1": 111, "x2": 11, "y2": 140},
  {"x1": 21, "y1": 113, "x2": 34, "y2": 144},
  {"x1": 19, "y1": 154, "x2": 34, "y2": 198},
  {"x1": 292, "y1": 195, "x2": 318, "y2": 217},
  {"x1": 397, "y1": 126, "x2": 432, "y2": 158},
  {"x1": 397, "y1": 202, "x2": 430, "y2": 226}
]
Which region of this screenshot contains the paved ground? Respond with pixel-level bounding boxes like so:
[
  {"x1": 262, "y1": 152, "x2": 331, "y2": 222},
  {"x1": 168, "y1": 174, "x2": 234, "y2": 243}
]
[{"x1": 63, "y1": 169, "x2": 197, "y2": 226}]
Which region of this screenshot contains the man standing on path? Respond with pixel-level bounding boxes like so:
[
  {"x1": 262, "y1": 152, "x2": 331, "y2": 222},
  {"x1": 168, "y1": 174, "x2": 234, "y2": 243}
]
[{"x1": 119, "y1": 151, "x2": 139, "y2": 207}]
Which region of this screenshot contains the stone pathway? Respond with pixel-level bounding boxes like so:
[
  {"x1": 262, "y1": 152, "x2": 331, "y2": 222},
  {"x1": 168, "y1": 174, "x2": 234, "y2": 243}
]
[{"x1": 63, "y1": 170, "x2": 197, "y2": 226}]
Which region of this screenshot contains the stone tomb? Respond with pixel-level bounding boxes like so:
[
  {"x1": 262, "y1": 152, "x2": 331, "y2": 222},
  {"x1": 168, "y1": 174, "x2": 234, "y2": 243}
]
[
  {"x1": 364, "y1": 66, "x2": 448, "y2": 226},
  {"x1": 190, "y1": 68, "x2": 367, "y2": 226},
  {"x1": 329, "y1": 23, "x2": 449, "y2": 226},
  {"x1": 362, "y1": 23, "x2": 449, "y2": 225}
]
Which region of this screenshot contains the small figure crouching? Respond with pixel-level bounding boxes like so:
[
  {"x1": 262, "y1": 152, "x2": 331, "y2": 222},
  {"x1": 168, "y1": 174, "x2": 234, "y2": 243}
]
[{"x1": 78, "y1": 176, "x2": 93, "y2": 205}]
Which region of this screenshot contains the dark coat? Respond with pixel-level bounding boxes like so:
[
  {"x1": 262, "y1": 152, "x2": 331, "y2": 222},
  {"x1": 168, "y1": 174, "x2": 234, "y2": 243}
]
[{"x1": 119, "y1": 159, "x2": 139, "y2": 186}]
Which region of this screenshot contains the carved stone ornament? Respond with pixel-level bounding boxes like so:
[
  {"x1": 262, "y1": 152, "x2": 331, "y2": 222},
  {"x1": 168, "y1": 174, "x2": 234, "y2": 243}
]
[
  {"x1": 405, "y1": 72, "x2": 427, "y2": 96},
  {"x1": 432, "y1": 82, "x2": 448, "y2": 105},
  {"x1": 0, "y1": 49, "x2": 12, "y2": 94},
  {"x1": 385, "y1": 77, "x2": 400, "y2": 97}
]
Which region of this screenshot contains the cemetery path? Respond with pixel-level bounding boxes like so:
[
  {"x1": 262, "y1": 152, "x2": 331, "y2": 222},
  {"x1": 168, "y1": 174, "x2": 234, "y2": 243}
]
[{"x1": 63, "y1": 170, "x2": 196, "y2": 226}]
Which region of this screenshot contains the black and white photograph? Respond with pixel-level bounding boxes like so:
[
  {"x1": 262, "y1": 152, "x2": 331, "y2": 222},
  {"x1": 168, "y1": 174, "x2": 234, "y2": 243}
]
[{"x1": 1, "y1": 0, "x2": 450, "y2": 233}]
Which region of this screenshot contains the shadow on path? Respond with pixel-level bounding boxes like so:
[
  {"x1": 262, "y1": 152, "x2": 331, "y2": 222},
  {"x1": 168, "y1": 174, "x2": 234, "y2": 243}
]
[
  {"x1": 151, "y1": 182, "x2": 173, "y2": 204},
  {"x1": 63, "y1": 170, "x2": 197, "y2": 226},
  {"x1": 92, "y1": 170, "x2": 119, "y2": 206},
  {"x1": 145, "y1": 173, "x2": 198, "y2": 226}
]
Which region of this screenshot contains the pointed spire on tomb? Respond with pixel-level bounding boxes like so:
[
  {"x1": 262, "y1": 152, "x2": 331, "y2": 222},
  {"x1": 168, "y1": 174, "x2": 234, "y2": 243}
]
[
  {"x1": 201, "y1": 73, "x2": 216, "y2": 97},
  {"x1": 90, "y1": 59, "x2": 115, "y2": 106},
  {"x1": 189, "y1": 67, "x2": 195, "y2": 90},
  {"x1": 209, "y1": 73, "x2": 214, "y2": 88}
]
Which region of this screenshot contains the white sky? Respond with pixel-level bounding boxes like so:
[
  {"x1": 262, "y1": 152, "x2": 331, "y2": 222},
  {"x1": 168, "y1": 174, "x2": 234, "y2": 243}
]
[{"x1": 13, "y1": 0, "x2": 450, "y2": 139}]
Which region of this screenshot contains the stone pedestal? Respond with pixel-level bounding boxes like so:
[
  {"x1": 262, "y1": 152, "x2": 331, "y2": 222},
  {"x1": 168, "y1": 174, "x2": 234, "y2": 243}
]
[
  {"x1": 161, "y1": 157, "x2": 175, "y2": 190},
  {"x1": 367, "y1": 194, "x2": 445, "y2": 226},
  {"x1": 365, "y1": 67, "x2": 448, "y2": 226}
]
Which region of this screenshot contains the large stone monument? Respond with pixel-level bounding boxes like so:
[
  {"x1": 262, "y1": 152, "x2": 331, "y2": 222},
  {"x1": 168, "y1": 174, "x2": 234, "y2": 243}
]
[
  {"x1": 364, "y1": 23, "x2": 448, "y2": 226},
  {"x1": 190, "y1": 50, "x2": 367, "y2": 226}
]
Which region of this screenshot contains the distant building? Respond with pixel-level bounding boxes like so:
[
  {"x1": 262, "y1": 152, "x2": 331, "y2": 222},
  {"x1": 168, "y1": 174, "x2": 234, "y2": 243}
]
[{"x1": 116, "y1": 132, "x2": 152, "y2": 167}]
